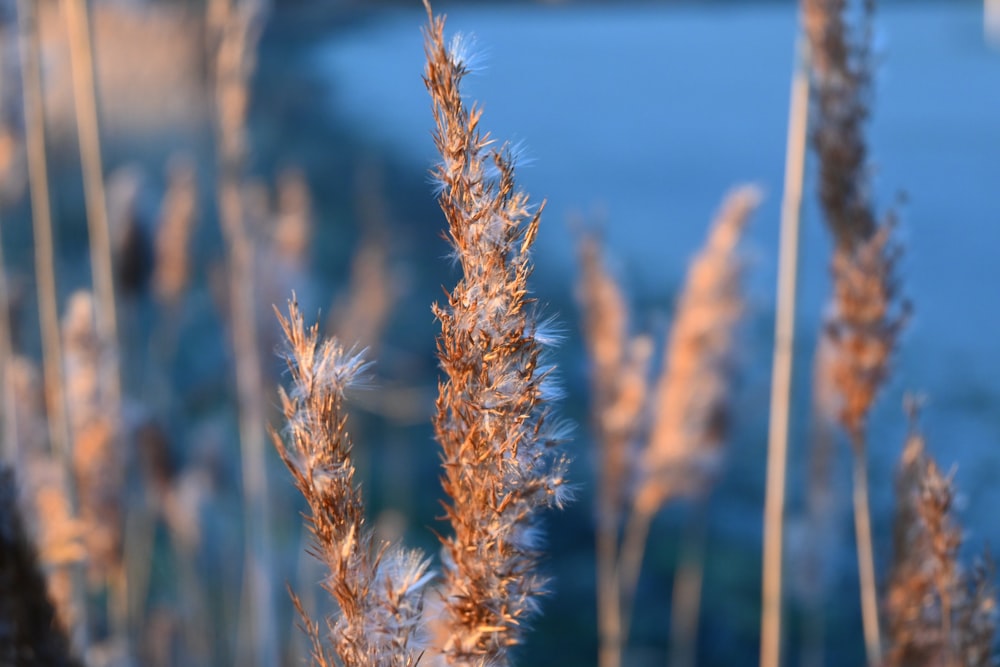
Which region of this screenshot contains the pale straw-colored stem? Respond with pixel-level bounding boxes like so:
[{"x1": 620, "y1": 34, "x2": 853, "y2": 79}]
[
  {"x1": 17, "y1": 0, "x2": 88, "y2": 650},
  {"x1": 597, "y1": 506, "x2": 622, "y2": 667},
  {"x1": 852, "y1": 445, "x2": 882, "y2": 667},
  {"x1": 761, "y1": 34, "x2": 811, "y2": 667},
  {"x1": 211, "y1": 1, "x2": 276, "y2": 660},
  {"x1": 61, "y1": 0, "x2": 128, "y2": 645},
  {"x1": 0, "y1": 214, "x2": 17, "y2": 465},
  {"x1": 61, "y1": 0, "x2": 120, "y2": 407},
  {"x1": 617, "y1": 507, "x2": 653, "y2": 654},
  {"x1": 669, "y1": 504, "x2": 708, "y2": 667},
  {"x1": 220, "y1": 176, "x2": 277, "y2": 667}
]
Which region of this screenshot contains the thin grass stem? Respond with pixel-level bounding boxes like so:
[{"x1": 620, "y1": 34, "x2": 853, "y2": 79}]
[
  {"x1": 61, "y1": 0, "x2": 120, "y2": 407},
  {"x1": 597, "y1": 510, "x2": 623, "y2": 667},
  {"x1": 211, "y1": 2, "x2": 277, "y2": 663},
  {"x1": 669, "y1": 504, "x2": 708, "y2": 667},
  {"x1": 852, "y1": 445, "x2": 882, "y2": 667},
  {"x1": 0, "y1": 214, "x2": 18, "y2": 465},
  {"x1": 760, "y1": 33, "x2": 811, "y2": 667},
  {"x1": 17, "y1": 0, "x2": 88, "y2": 651},
  {"x1": 617, "y1": 507, "x2": 653, "y2": 654}
]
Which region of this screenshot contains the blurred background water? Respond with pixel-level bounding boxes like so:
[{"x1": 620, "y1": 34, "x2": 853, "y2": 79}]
[{"x1": 1, "y1": 1, "x2": 997, "y2": 665}]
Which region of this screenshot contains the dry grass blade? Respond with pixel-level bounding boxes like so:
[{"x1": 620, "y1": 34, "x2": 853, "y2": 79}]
[
  {"x1": 423, "y1": 3, "x2": 571, "y2": 663},
  {"x1": 272, "y1": 299, "x2": 432, "y2": 667}
]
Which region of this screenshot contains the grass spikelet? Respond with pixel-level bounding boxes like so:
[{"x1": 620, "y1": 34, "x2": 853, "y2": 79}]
[
  {"x1": 271, "y1": 299, "x2": 431, "y2": 667},
  {"x1": 153, "y1": 154, "x2": 198, "y2": 306},
  {"x1": 423, "y1": 3, "x2": 570, "y2": 663},
  {"x1": 826, "y1": 219, "x2": 908, "y2": 448},
  {"x1": 885, "y1": 408, "x2": 998, "y2": 667},
  {"x1": 801, "y1": 0, "x2": 876, "y2": 249},
  {"x1": 636, "y1": 186, "x2": 759, "y2": 514}
]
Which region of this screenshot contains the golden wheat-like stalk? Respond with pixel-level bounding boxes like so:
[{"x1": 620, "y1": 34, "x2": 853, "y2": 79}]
[
  {"x1": 271, "y1": 300, "x2": 432, "y2": 667},
  {"x1": 423, "y1": 5, "x2": 570, "y2": 663}
]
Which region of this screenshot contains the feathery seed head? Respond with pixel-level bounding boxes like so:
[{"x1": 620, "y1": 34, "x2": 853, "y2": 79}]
[
  {"x1": 635, "y1": 186, "x2": 758, "y2": 515},
  {"x1": 424, "y1": 4, "x2": 569, "y2": 662}
]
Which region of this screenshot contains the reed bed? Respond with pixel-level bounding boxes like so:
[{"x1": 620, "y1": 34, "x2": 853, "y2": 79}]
[{"x1": 0, "y1": 1, "x2": 993, "y2": 666}]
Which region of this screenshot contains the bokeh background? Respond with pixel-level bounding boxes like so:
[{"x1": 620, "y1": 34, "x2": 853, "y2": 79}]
[{"x1": 1, "y1": 1, "x2": 998, "y2": 665}]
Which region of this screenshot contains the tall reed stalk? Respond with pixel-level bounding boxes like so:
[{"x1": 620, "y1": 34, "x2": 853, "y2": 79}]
[
  {"x1": 61, "y1": 0, "x2": 120, "y2": 408},
  {"x1": 576, "y1": 231, "x2": 651, "y2": 667},
  {"x1": 618, "y1": 187, "x2": 757, "y2": 654},
  {"x1": 802, "y1": 2, "x2": 909, "y2": 664},
  {"x1": 61, "y1": 0, "x2": 130, "y2": 647},
  {"x1": 16, "y1": 0, "x2": 87, "y2": 651},
  {"x1": 760, "y1": 32, "x2": 812, "y2": 667},
  {"x1": 423, "y1": 4, "x2": 571, "y2": 662},
  {"x1": 0, "y1": 210, "x2": 17, "y2": 465},
  {"x1": 211, "y1": 0, "x2": 277, "y2": 664}
]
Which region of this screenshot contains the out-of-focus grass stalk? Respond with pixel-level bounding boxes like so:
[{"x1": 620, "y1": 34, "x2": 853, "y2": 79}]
[
  {"x1": 669, "y1": 505, "x2": 708, "y2": 667},
  {"x1": 760, "y1": 34, "x2": 811, "y2": 667},
  {"x1": 60, "y1": 0, "x2": 119, "y2": 406},
  {"x1": 211, "y1": 1, "x2": 277, "y2": 664},
  {"x1": 16, "y1": 0, "x2": 88, "y2": 651},
  {"x1": 61, "y1": 0, "x2": 127, "y2": 645},
  {"x1": 0, "y1": 213, "x2": 17, "y2": 465}
]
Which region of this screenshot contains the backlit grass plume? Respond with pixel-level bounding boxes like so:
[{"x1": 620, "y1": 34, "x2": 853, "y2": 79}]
[
  {"x1": 885, "y1": 413, "x2": 997, "y2": 667},
  {"x1": 637, "y1": 186, "x2": 759, "y2": 514},
  {"x1": 576, "y1": 231, "x2": 652, "y2": 667},
  {"x1": 614, "y1": 187, "x2": 757, "y2": 662},
  {"x1": 802, "y1": 1, "x2": 909, "y2": 663},
  {"x1": 423, "y1": 3, "x2": 571, "y2": 663},
  {"x1": 271, "y1": 300, "x2": 432, "y2": 667}
]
